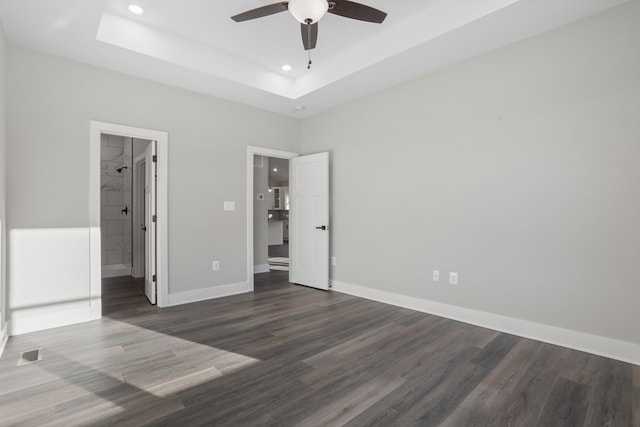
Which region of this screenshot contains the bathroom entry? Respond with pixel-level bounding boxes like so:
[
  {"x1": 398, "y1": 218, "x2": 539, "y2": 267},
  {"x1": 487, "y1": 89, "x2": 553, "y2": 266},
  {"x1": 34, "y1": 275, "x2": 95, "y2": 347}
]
[{"x1": 100, "y1": 134, "x2": 155, "y2": 306}]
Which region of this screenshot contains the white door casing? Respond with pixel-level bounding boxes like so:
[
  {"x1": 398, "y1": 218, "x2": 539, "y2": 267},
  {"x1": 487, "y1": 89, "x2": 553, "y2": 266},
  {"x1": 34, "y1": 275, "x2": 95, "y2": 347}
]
[
  {"x1": 290, "y1": 152, "x2": 330, "y2": 290},
  {"x1": 144, "y1": 141, "x2": 157, "y2": 304},
  {"x1": 90, "y1": 121, "x2": 168, "y2": 315}
]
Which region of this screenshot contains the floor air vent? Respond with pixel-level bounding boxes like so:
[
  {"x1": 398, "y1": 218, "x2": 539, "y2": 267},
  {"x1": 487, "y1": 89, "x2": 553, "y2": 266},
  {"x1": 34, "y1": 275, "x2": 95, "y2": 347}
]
[{"x1": 18, "y1": 349, "x2": 42, "y2": 366}]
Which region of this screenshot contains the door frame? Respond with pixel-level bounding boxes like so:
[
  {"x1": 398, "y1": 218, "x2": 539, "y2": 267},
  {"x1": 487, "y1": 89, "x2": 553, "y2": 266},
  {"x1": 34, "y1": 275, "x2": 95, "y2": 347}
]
[
  {"x1": 246, "y1": 146, "x2": 298, "y2": 291},
  {"x1": 89, "y1": 121, "x2": 169, "y2": 317}
]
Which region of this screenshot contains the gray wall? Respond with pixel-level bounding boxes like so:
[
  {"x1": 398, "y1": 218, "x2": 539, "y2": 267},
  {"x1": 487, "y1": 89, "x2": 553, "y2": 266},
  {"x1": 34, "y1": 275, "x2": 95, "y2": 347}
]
[
  {"x1": 6, "y1": 46, "x2": 298, "y2": 326},
  {"x1": 253, "y1": 155, "x2": 269, "y2": 269},
  {"x1": 299, "y1": 2, "x2": 640, "y2": 345},
  {"x1": 132, "y1": 138, "x2": 151, "y2": 160},
  {"x1": 0, "y1": 23, "x2": 6, "y2": 336}
]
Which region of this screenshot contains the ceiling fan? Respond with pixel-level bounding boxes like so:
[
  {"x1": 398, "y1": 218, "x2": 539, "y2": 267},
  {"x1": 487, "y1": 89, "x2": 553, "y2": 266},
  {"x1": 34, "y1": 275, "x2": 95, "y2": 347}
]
[{"x1": 231, "y1": 0, "x2": 387, "y2": 53}]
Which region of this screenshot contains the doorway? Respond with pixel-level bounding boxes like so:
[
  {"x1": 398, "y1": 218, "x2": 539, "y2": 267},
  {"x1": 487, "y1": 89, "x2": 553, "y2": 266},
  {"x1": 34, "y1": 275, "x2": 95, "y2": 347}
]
[
  {"x1": 255, "y1": 156, "x2": 290, "y2": 277},
  {"x1": 99, "y1": 134, "x2": 154, "y2": 313},
  {"x1": 246, "y1": 147, "x2": 298, "y2": 291},
  {"x1": 247, "y1": 146, "x2": 330, "y2": 292},
  {"x1": 89, "y1": 121, "x2": 169, "y2": 319}
]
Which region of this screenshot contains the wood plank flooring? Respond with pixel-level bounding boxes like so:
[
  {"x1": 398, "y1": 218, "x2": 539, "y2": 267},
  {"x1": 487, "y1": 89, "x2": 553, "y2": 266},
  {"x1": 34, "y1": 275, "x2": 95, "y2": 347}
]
[
  {"x1": 101, "y1": 276, "x2": 149, "y2": 316},
  {"x1": 268, "y1": 243, "x2": 289, "y2": 258},
  {"x1": 0, "y1": 271, "x2": 638, "y2": 426}
]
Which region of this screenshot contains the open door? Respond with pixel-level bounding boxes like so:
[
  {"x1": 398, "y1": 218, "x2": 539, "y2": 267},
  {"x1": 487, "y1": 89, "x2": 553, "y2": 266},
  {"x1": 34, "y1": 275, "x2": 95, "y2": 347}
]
[
  {"x1": 144, "y1": 141, "x2": 157, "y2": 304},
  {"x1": 290, "y1": 152, "x2": 329, "y2": 290}
]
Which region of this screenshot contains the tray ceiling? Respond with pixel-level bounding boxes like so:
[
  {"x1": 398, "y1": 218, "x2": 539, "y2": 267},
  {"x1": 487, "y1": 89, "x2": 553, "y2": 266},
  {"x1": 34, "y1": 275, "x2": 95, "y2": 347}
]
[{"x1": 0, "y1": 0, "x2": 626, "y2": 117}]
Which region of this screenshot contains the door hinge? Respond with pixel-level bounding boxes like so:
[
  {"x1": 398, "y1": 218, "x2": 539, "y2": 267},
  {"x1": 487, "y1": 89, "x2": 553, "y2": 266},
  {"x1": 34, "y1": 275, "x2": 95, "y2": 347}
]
[
  {"x1": 152, "y1": 214, "x2": 157, "y2": 222},
  {"x1": 152, "y1": 274, "x2": 156, "y2": 282},
  {"x1": 152, "y1": 155, "x2": 157, "y2": 163}
]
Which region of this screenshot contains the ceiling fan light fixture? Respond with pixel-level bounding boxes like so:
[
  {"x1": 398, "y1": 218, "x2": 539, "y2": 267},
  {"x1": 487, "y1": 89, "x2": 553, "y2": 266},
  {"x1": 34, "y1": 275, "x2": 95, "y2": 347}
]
[{"x1": 288, "y1": 0, "x2": 328, "y2": 24}]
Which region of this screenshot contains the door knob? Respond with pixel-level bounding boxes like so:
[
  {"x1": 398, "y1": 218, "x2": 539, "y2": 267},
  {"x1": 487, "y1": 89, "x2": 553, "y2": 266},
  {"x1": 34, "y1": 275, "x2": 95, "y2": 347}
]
[{"x1": 315, "y1": 225, "x2": 327, "y2": 230}]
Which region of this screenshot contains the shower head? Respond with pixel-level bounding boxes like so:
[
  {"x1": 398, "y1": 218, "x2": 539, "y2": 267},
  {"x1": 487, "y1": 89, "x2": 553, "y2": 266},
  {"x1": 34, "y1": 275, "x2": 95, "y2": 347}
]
[{"x1": 116, "y1": 166, "x2": 128, "y2": 173}]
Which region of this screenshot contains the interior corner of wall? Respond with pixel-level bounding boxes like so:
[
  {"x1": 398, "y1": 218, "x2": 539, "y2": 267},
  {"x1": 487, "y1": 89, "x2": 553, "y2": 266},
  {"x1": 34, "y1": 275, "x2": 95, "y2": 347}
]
[{"x1": 0, "y1": 319, "x2": 9, "y2": 358}]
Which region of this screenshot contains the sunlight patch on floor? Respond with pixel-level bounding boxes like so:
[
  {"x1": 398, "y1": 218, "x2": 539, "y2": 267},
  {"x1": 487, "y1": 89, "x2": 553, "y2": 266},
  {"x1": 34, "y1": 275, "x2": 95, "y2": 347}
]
[{"x1": 61, "y1": 319, "x2": 261, "y2": 399}]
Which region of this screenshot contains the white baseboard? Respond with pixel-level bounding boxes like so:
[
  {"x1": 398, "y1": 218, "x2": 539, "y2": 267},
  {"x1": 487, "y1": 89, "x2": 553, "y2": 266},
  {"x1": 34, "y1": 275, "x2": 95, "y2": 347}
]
[
  {"x1": 101, "y1": 264, "x2": 131, "y2": 278},
  {"x1": 168, "y1": 282, "x2": 250, "y2": 306},
  {"x1": 254, "y1": 264, "x2": 270, "y2": 274},
  {"x1": 0, "y1": 321, "x2": 8, "y2": 358},
  {"x1": 331, "y1": 280, "x2": 640, "y2": 366}
]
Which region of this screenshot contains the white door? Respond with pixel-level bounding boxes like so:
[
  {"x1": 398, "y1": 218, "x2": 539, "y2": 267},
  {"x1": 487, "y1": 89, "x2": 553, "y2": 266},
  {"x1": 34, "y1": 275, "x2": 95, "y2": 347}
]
[
  {"x1": 290, "y1": 152, "x2": 329, "y2": 290},
  {"x1": 144, "y1": 141, "x2": 157, "y2": 304},
  {"x1": 132, "y1": 158, "x2": 146, "y2": 278}
]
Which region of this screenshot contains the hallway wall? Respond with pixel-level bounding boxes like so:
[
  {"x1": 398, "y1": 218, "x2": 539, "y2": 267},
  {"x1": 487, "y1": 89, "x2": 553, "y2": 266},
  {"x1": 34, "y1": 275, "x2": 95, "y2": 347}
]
[{"x1": 253, "y1": 155, "x2": 269, "y2": 272}]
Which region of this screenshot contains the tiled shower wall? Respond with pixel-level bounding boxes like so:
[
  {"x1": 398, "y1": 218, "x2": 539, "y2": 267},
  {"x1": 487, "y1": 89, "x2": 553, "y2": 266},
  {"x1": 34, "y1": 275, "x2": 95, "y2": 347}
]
[{"x1": 101, "y1": 134, "x2": 132, "y2": 271}]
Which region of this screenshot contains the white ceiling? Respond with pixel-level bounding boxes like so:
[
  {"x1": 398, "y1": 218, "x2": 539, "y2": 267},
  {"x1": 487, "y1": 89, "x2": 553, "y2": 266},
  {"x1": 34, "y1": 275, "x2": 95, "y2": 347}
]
[{"x1": 0, "y1": 0, "x2": 626, "y2": 118}]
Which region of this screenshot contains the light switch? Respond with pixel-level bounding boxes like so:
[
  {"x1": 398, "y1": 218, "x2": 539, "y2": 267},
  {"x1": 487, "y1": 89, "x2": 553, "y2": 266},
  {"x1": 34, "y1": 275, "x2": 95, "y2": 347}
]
[
  {"x1": 449, "y1": 272, "x2": 458, "y2": 285},
  {"x1": 224, "y1": 201, "x2": 235, "y2": 211}
]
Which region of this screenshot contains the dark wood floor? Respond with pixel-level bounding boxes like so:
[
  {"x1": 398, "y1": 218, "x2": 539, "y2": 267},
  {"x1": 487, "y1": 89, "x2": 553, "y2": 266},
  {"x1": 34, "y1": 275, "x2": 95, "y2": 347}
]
[
  {"x1": 102, "y1": 275, "x2": 150, "y2": 316},
  {"x1": 268, "y1": 243, "x2": 289, "y2": 258},
  {"x1": 1, "y1": 272, "x2": 638, "y2": 426}
]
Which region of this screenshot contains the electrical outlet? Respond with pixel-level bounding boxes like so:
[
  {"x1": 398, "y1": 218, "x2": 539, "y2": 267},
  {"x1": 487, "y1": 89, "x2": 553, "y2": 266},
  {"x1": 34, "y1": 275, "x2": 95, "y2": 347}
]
[
  {"x1": 331, "y1": 256, "x2": 337, "y2": 266},
  {"x1": 449, "y1": 272, "x2": 458, "y2": 285},
  {"x1": 433, "y1": 270, "x2": 439, "y2": 282},
  {"x1": 212, "y1": 260, "x2": 220, "y2": 271}
]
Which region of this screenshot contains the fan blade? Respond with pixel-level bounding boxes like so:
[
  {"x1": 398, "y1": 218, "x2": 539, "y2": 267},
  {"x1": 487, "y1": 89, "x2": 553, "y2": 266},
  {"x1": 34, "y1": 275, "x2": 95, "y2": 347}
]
[
  {"x1": 301, "y1": 22, "x2": 318, "y2": 50},
  {"x1": 328, "y1": 0, "x2": 386, "y2": 23},
  {"x1": 231, "y1": 2, "x2": 288, "y2": 22}
]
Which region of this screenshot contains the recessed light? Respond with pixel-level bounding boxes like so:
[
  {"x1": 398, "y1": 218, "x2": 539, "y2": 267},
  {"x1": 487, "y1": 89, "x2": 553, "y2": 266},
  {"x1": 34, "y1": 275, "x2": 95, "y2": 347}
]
[
  {"x1": 273, "y1": 168, "x2": 278, "y2": 172},
  {"x1": 293, "y1": 105, "x2": 306, "y2": 112},
  {"x1": 281, "y1": 64, "x2": 292, "y2": 71},
  {"x1": 128, "y1": 4, "x2": 144, "y2": 15}
]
